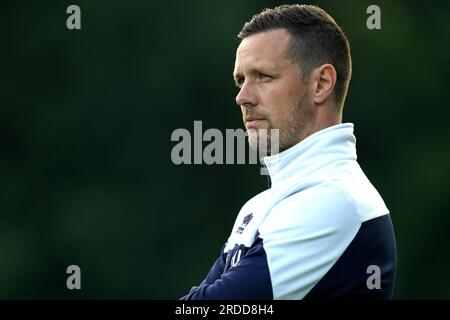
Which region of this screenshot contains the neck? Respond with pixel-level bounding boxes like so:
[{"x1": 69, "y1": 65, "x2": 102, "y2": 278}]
[{"x1": 298, "y1": 104, "x2": 342, "y2": 144}]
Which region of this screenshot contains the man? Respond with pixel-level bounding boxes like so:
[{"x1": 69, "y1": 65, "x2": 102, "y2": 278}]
[{"x1": 181, "y1": 4, "x2": 396, "y2": 300}]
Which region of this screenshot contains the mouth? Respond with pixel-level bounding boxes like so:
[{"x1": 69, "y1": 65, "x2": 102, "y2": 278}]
[{"x1": 244, "y1": 117, "x2": 266, "y2": 128}]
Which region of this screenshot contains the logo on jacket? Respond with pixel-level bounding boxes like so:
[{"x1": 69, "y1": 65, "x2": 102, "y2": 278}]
[
  {"x1": 236, "y1": 213, "x2": 253, "y2": 234},
  {"x1": 225, "y1": 244, "x2": 248, "y2": 270}
]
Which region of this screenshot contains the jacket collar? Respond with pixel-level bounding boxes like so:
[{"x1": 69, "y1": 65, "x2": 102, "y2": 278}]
[{"x1": 262, "y1": 123, "x2": 357, "y2": 192}]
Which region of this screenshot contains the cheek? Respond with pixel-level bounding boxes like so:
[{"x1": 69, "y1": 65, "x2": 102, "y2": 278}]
[{"x1": 265, "y1": 84, "x2": 299, "y2": 123}]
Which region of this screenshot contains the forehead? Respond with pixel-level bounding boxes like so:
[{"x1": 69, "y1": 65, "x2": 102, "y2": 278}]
[{"x1": 234, "y1": 29, "x2": 292, "y2": 73}]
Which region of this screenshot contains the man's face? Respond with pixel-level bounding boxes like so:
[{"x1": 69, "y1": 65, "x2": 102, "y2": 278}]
[{"x1": 233, "y1": 29, "x2": 314, "y2": 153}]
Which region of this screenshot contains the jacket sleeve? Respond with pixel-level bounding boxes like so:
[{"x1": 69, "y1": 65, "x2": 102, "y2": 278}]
[
  {"x1": 258, "y1": 183, "x2": 362, "y2": 299},
  {"x1": 180, "y1": 237, "x2": 273, "y2": 300}
]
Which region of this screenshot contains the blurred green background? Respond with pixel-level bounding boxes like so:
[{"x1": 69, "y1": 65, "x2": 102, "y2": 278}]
[{"x1": 1, "y1": 0, "x2": 449, "y2": 299}]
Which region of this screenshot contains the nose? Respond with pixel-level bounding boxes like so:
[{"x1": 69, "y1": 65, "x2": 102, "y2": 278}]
[{"x1": 235, "y1": 81, "x2": 257, "y2": 107}]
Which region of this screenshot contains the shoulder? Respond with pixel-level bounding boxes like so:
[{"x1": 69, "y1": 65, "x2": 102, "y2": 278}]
[
  {"x1": 260, "y1": 182, "x2": 362, "y2": 238},
  {"x1": 330, "y1": 161, "x2": 390, "y2": 222}
]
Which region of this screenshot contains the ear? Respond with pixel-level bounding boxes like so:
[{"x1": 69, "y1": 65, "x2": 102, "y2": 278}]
[{"x1": 312, "y1": 64, "x2": 337, "y2": 105}]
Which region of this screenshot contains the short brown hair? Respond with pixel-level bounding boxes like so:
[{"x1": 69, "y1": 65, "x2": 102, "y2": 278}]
[{"x1": 238, "y1": 4, "x2": 352, "y2": 109}]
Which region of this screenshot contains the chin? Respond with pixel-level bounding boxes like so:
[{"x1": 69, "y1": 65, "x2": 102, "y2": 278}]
[{"x1": 247, "y1": 133, "x2": 259, "y2": 151}]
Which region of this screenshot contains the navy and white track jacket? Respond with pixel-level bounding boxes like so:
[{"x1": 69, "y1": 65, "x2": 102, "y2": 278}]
[{"x1": 182, "y1": 123, "x2": 397, "y2": 300}]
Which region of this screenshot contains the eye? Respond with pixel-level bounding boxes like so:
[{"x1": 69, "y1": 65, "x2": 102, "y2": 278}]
[
  {"x1": 235, "y1": 77, "x2": 244, "y2": 88},
  {"x1": 260, "y1": 73, "x2": 273, "y2": 81}
]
